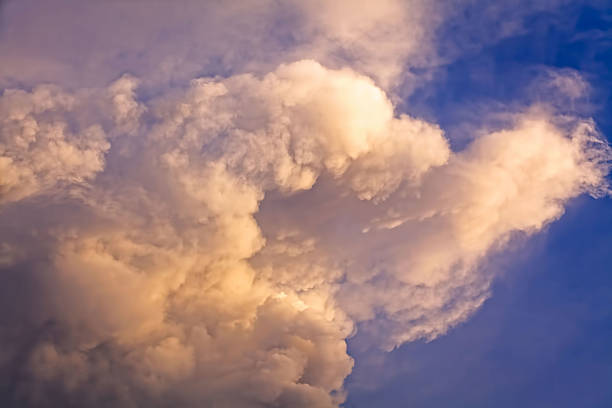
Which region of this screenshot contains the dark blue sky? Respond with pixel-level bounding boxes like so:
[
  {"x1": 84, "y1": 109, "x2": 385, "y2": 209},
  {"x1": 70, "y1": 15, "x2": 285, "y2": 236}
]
[{"x1": 345, "y1": 3, "x2": 612, "y2": 407}]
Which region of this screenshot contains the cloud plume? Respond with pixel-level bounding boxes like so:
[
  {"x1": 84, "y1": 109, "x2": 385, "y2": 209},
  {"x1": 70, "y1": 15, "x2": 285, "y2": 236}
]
[{"x1": 0, "y1": 1, "x2": 610, "y2": 407}]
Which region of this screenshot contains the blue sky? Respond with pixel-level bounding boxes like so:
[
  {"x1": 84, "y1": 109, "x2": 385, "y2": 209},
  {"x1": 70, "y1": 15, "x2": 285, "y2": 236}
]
[
  {"x1": 346, "y1": 3, "x2": 612, "y2": 407},
  {"x1": 346, "y1": 197, "x2": 612, "y2": 407}
]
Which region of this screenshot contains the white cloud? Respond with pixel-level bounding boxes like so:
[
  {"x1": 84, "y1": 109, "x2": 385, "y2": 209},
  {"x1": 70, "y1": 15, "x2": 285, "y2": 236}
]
[
  {"x1": 1, "y1": 59, "x2": 609, "y2": 406},
  {"x1": 0, "y1": 1, "x2": 610, "y2": 407}
]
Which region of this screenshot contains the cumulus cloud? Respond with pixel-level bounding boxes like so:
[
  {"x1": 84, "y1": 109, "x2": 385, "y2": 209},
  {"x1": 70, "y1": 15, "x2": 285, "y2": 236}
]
[
  {"x1": 0, "y1": 1, "x2": 610, "y2": 408},
  {"x1": 0, "y1": 76, "x2": 141, "y2": 205},
  {"x1": 0, "y1": 59, "x2": 609, "y2": 407}
]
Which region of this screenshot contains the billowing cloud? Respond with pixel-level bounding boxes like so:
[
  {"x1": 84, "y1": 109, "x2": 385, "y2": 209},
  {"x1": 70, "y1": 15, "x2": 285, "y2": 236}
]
[
  {"x1": 0, "y1": 1, "x2": 610, "y2": 407},
  {"x1": 1, "y1": 59, "x2": 609, "y2": 407}
]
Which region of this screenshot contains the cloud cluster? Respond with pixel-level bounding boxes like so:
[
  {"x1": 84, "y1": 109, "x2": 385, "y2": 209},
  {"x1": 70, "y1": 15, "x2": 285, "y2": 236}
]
[
  {"x1": 1, "y1": 1, "x2": 610, "y2": 407},
  {"x1": 0, "y1": 58, "x2": 609, "y2": 407}
]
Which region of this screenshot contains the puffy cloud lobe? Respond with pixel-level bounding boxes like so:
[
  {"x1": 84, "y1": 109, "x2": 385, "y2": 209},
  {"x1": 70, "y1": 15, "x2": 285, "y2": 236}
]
[
  {"x1": 152, "y1": 60, "x2": 449, "y2": 200},
  {"x1": 0, "y1": 75, "x2": 142, "y2": 205},
  {"x1": 0, "y1": 61, "x2": 609, "y2": 407},
  {"x1": 0, "y1": 86, "x2": 104, "y2": 204},
  {"x1": 338, "y1": 111, "x2": 610, "y2": 349}
]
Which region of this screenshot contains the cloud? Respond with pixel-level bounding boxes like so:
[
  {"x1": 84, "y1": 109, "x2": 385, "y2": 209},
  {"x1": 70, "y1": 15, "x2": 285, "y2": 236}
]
[
  {"x1": 1, "y1": 58, "x2": 609, "y2": 407},
  {"x1": 338, "y1": 109, "x2": 610, "y2": 349},
  {"x1": 0, "y1": 76, "x2": 143, "y2": 205},
  {"x1": 0, "y1": 0, "x2": 443, "y2": 92},
  {"x1": 0, "y1": 1, "x2": 610, "y2": 407}
]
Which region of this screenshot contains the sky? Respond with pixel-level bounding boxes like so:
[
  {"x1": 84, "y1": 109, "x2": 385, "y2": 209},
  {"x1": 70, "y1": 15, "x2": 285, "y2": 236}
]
[
  {"x1": 0, "y1": 1, "x2": 611, "y2": 407},
  {"x1": 345, "y1": 4, "x2": 612, "y2": 406}
]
